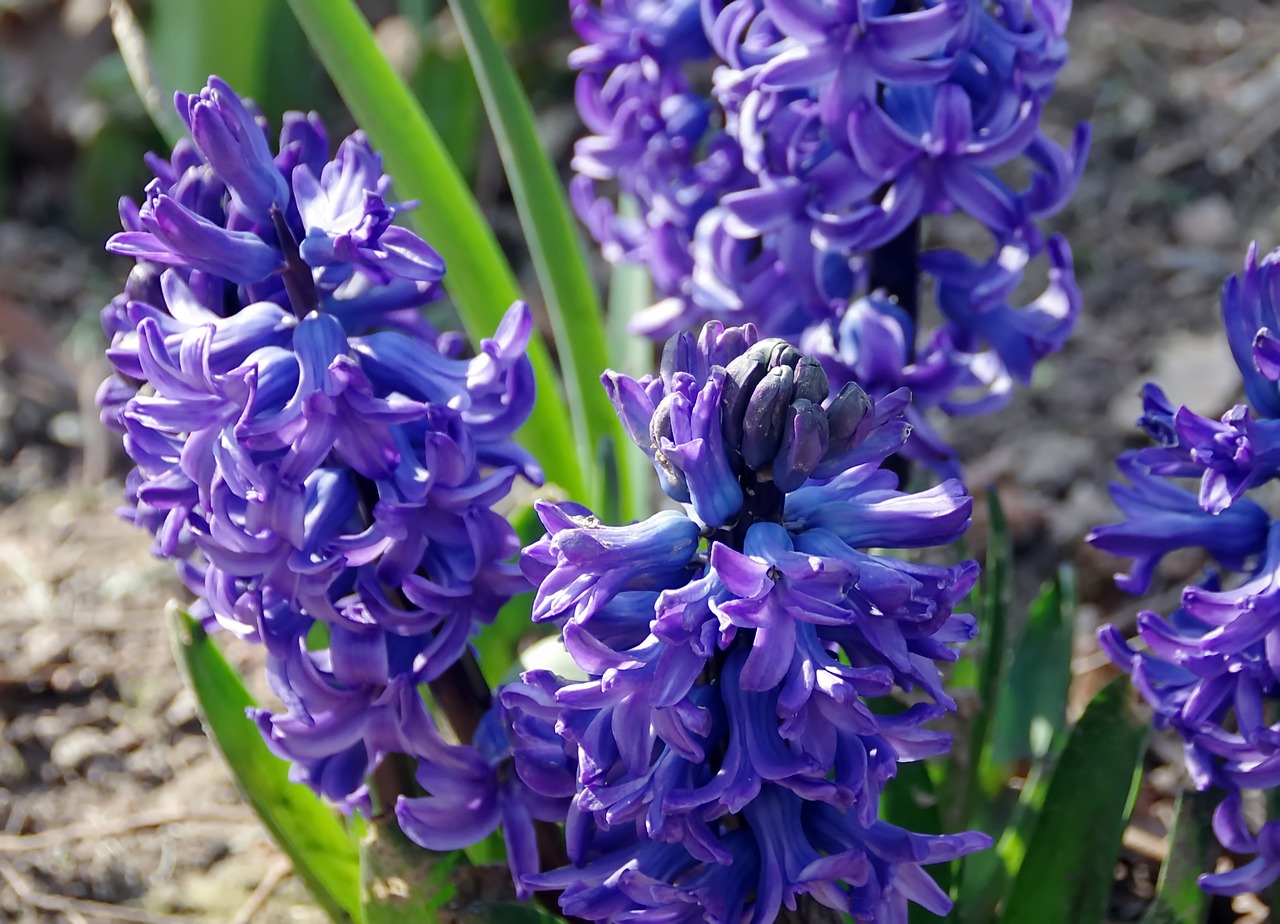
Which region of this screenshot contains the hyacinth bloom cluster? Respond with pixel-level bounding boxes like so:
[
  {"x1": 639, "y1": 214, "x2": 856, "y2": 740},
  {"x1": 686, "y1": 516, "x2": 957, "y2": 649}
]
[
  {"x1": 96, "y1": 78, "x2": 552, "y2": 858},
  {"x1": 497, "y1": 322, "x2": 989, "y2": 921},
  {"x1": 570, "y1": 0, "x2": 1087, "y2": 471},
  {"x1": 1090, "y1": 243, "x2": 1280, "y2": 895}
]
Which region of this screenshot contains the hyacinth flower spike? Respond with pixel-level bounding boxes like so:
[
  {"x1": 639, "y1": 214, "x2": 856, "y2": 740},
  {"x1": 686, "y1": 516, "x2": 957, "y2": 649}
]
[
  {"x1": 567, "y1": 0, "x2": 1088, "y2": 473},
  {"x1": 502, "y1": 322, "x2": 989, "y2": 922},
  {"x1": 1093, "y1": 242, "x2": 1280, "y2": 897},
  {"x1": 98, "y1": 77, "x2": 566, "y2": 892}
]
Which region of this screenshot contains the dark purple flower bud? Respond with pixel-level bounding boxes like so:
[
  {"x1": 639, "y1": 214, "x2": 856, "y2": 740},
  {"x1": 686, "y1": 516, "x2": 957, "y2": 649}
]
[
  {"x1": 772, "y1": 399, "x2": 829, "y2": 492},
  {"x1": 741, "y1": 364, "x2": 795, "y2": 469},
  {"x1": 792, "y1": 354, "x2": 829, "y2": 404},
  {"x1": 720, "y1": 349, "x2": 772, "y2": 454},
  {"x1": 825, "y1": 380, "x2": 873, "y2": 455}
]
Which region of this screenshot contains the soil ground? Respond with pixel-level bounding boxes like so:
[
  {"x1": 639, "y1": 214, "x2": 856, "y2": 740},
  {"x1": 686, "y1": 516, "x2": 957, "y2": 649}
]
[{"x1": 4, "y1": 0, "x2": 1280, "y2": 920}]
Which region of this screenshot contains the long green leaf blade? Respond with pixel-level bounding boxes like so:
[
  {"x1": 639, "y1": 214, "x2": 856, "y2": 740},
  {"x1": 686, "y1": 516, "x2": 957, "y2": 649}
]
[
  {"x1": 1139, "y1": 789, "x2": 1217, "y2": 924},
  {"x1": 605, "y1": 198, "x2": 655, "y2": 522},
  {"x1": 954, "y1": 570, "x2": 1076, "y2": 924},
  {"x1": 991, "y1": 566, "x2": 1075, "y2": 768},
  {"x1": 283, "y1": 0, "x2": 586, "y2": 501},
  {"x1": 1002, "y1": 676, "x2": 1150, "y2": 924},
  {"x1": 446, "y1": 0, "x2": 629, "y2": 507},
  {"x1": 168, "y1": 609, "x2": 360, "y2": 923},
  {"x1": 965, "y1": 486, "x2": 1011, "y2": 814},
  {"x1": 148, "y1": 0, "x2": 274, "y2": 107}
]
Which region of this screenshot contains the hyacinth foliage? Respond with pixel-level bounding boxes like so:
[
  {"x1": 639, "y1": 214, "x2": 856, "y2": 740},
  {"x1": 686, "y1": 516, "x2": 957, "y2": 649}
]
[
  {"x1": 92, "y1": 1, "x2": 1192, "y2": 923},
  {"x1": 1091, "y1": 243, "x2": 1280, "y2": 901},
  {"x1": 569, "y1": 0, "x2": 1088, "y2": 473}
]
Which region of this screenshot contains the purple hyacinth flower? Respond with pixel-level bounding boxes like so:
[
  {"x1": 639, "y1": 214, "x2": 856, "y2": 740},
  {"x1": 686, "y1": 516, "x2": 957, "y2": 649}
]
[
  {"x1": 507, "y1": 322, "x2": 988, "y2": 921},
  {"x1": 1095, "y1": 241, "x2": 1280, "y2": 897},
  {"x1": 178, "y1": 76, "x2": 291, "y2": 219},
  {"x1": 569, "y1": 0, "x2": 1087, "y2": 473},
  {"x1": 1200, "y1": 795, "x2": 1280, "y2": 895},
  {"x1": 1088, "y1": 453, "x2": 1269, "y2": 595},
  {"x1": 1223, "y1": 243, "x2": 1280, "y2": 418},
  {"x1": 100, "y1": 78, "x2": 543, "y2": 879},
  {"x1": 109, "y1": 181, "x2": 282, "y2": 284}
]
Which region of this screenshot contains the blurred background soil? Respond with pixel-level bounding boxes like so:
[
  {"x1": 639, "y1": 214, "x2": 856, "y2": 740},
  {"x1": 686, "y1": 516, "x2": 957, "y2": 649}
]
[{"x1": 1, "y1": 0, "x2": 1278, "y2": 920}]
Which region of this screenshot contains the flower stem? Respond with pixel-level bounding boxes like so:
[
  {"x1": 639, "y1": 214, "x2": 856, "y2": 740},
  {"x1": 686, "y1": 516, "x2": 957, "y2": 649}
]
[
  {"x1": 867, "y1": 218, "x2": 921, "y2": 360},
  {"x1": 270, "y1": 206, "x2": 320, "y2": 318},
  {"x1": 428, "y1": 652, "x2": 491, "y2": 743}
]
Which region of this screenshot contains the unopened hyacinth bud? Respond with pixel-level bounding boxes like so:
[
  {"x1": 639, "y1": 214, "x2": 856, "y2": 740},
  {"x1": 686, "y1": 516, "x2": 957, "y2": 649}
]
[
  {"x1": 608, "y1": 325, "x2": 885, "y2": 529},
  {"x1": 719, "y1": 334, "x2": 869, "y2": 494},
  {"x1": 827, "y1": 381, "x2": 875, "y2": 455},
  {"x1": 792, "y1": 355, "x2": 829, "y2": 404},
  {"x1": 740, "y1": 363, "x2": 793, "y2": 469},
  {"x1": 775, "y1": 399, "x2": 829, "y2": 492}
]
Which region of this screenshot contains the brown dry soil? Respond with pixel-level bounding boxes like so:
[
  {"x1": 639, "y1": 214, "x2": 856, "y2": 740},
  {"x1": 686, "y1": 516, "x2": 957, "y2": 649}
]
[{"x1": 5, "y1": 0, "x2": 1280, "y2": 921}]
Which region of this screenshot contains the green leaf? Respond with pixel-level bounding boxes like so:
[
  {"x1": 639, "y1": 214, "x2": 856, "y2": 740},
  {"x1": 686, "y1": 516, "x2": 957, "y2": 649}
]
[
  {"x1": 1139, "y1": 790, "x2": 1218, "y2": 924},
  {"x1": 964, "y1": 486, "x2": 1011, "y2": 815},
  {"x1": 605, "y1": 197, "x2": 656, "y2": 523},
  {"x1": 167, "y1": 608, "x2": 361, "y2": 923},
  {"x1": 410, "y1": 33, "x2": 484, "y2": 184},
  {"x1": 477, "y1": 0, "x2": 564, "y2": 43},
  {"x1": 1002, "y1": 676, "x2": 1150, "y2": 924},
  {"x1": 107, "y1": 0, "x2": 184, "y2": 145},
  {"x1": 284, "y1": 0, "x2": 586, "y2": 502},
  {"x1": 148, "y1": 0, "x2": 276, "y2": 108},
  {"x1": 991, "y1": 566, "x2": 1075, "y2": 768},
  {"x1": 954, "y1": 569, "x2": 1076, "y2": 924},
  {"x1": 459, "y1": 901, "x2": 565, "y2": 924},
  {"x1": 446, "y1": 0, "x2": 631, "y2": 511}
]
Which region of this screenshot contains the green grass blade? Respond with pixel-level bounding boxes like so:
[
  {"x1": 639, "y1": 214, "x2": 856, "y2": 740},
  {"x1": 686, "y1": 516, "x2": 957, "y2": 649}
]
[
  {"x1": 954, "y1": 568, "x2": 1076, "y2": 923},
  {"x1": 1002, "y1": 676, "x2": 1150, "y2": 924},
  {"x1": 284, "y1": 0, "x2": 586, "y2": 501},
  {"x1": 478, "y1": 0, "x2": 564, "y2": 42},
  {"x1": 411, "y1": 43, "x2": 484, "y2": 185},
  {"x1": 168, "y1": 609, "x2": 360, "y2": 923},
  {"x1": 445, "y1": 0, "x2": 629, "y2": 509}
]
